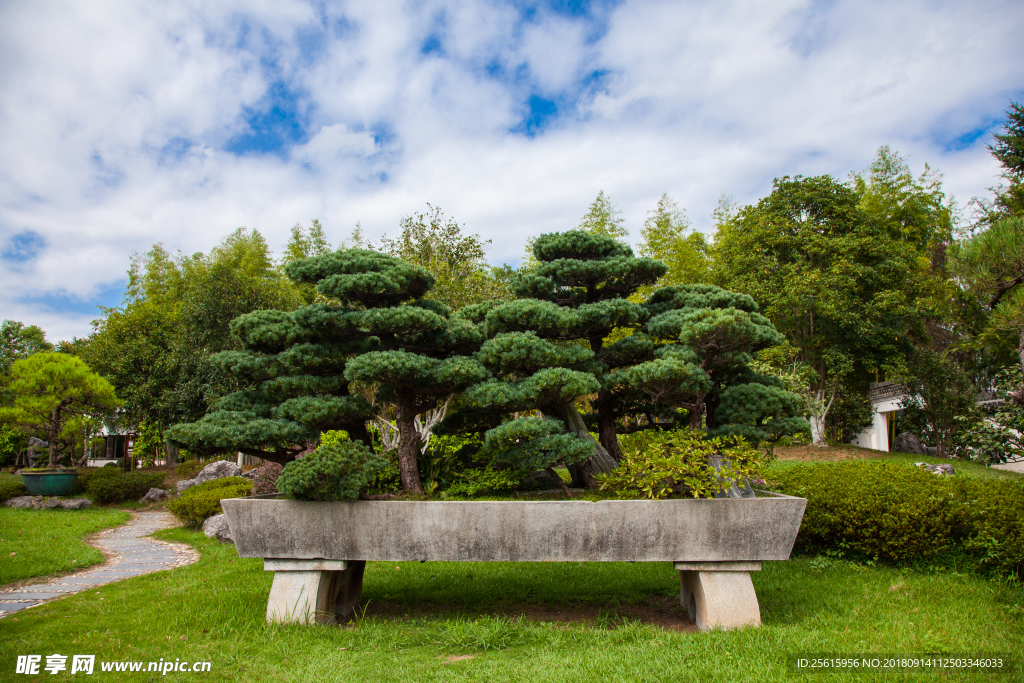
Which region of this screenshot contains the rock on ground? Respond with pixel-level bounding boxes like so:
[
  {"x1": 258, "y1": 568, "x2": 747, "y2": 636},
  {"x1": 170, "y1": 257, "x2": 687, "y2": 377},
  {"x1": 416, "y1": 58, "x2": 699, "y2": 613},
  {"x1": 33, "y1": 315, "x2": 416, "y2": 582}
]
[
  {"x1": 4, "y1": 496, "x2": 93, "y2": 510},
  {"x1": 177, "y1": 460, "x2": 243, "y2": 493},
  {"x1": 916, "y1": 462, "x2": 955, "y2": 475},
  {"x1": 202, "y1": 513, "x2": 234, "y2": 544},
  {"x1": 140, "y1": 487, "x2": 170, "y2": 503},
  {"x1": 892, "y1": 432, "x2": 926, "y2": 454}
]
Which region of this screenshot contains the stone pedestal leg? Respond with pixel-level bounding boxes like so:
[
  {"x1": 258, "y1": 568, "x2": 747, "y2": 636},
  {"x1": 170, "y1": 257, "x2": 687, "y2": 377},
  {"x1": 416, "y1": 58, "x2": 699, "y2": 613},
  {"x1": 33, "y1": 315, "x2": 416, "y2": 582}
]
[
  {"x1": 675, "y1": 561, "x2": 762, "y2": 631},
  {"x1": 264, "y1": 559, "x2": 366, "y2": 625}
]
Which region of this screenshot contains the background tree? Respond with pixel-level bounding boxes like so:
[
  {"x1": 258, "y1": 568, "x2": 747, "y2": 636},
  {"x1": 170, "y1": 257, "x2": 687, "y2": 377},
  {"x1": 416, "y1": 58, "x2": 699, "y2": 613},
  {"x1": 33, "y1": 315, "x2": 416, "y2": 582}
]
[
  {"x1": 713, "y1": 175, "x2": 919, "y2": 445},
  {"x1": 577, "y1": 191, "x2": 628, "y2": 241},
  {"x1": 638, "y1": 194, "x2": 712, "y2": 289},
  {"x1": 1, "y1": 320, "x2": 53, "y2": 375},
  {"x1": 0, "y1": 353, "x2": 121, "y2": 467},
  {"x1": 980, "y1": 101, "x2": 1024, "y2": 221},
  {"x1": 380, "y1": 205, "x2": 512, "y2": 310},
  {"x1": 896, "y1": 349, "x2": 980, "y2": 457},
  {"x1": 949, "y1": 216, "x2": 1024, "y2": 403},
  {"x1": 87, "y1": 231, "x2": 305, "y2": 449}
]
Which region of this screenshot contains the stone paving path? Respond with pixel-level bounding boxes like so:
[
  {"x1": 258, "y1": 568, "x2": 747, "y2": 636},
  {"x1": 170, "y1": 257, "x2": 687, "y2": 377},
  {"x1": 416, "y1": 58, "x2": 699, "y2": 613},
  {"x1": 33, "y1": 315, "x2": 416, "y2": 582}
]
[{"x1": 0, "y1": 511, "x2": 197, "y2": 616}]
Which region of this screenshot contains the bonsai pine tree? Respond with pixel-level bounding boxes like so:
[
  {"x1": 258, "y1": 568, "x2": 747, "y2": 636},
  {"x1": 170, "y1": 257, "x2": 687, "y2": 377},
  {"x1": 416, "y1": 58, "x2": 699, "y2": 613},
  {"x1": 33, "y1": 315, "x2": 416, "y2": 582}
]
[
  {"x1": 466, "y1": 330, "x2": 600, "y2": 494},
  {"x1": 509, "y1": 230, "x2": 668, "y2": 463},
  {"x1": 0, "y1": 353, "x2": 121, "y2": 467},
  {"x1": 609, "y1": 284, "x2": 807, "y2": 441},
  {"x1": 167, "y1": 249, "x2": 488, "y2": 494}
]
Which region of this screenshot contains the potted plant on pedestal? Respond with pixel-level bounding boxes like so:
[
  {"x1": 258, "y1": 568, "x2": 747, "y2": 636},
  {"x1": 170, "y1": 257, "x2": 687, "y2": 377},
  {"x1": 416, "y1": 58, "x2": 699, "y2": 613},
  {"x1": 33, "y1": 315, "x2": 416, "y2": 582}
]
[{"x1": 0, "y1": 353, "x2": 121, "y2": 496}]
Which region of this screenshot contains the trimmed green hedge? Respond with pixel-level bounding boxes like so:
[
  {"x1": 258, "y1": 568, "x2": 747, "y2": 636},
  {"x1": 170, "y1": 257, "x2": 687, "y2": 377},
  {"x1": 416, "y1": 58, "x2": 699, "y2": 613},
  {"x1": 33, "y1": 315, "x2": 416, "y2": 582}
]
[
  {"x1": 0, "y1": 476, "x2": 28, "y2": 502},
  {"x1": 773, "y1": 462, "x2": 1024, "y2": 576},
  {"x1": 167, "y1": 477, "x2": 251, "y2": 527},
  {"x1": 86, "y1": 470, "x2": 167, "y2": 504}
]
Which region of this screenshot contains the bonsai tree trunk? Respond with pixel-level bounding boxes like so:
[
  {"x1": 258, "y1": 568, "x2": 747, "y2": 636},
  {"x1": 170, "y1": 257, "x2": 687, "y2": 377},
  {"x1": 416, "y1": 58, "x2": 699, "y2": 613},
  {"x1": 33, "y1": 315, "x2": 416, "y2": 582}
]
[
  {"x1": 551, "y1": 402, "x2": 616, "y2": 483},
  {"x1": 47, "y1": 402, "x2": 63, "y2": 468},
  {"x1": 395, "y1": 397, "x2": 425, "y2": 494},
  {"x1": 343, "y1": 420, "x2": 374, "y2": 450},
  {"x1": 595, "y1": 390, "x2": 622, "y2": 463}
]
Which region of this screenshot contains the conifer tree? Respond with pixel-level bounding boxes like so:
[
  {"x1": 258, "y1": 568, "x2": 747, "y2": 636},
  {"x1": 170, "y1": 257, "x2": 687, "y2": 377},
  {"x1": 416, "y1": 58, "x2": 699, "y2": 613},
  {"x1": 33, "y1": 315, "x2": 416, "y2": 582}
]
[
  {"x1": 507, "y1": 230, "x2": 668, "y2": 465},
  {"x1": 167, "y1": 249, "x2": 488, "y2": 493}
]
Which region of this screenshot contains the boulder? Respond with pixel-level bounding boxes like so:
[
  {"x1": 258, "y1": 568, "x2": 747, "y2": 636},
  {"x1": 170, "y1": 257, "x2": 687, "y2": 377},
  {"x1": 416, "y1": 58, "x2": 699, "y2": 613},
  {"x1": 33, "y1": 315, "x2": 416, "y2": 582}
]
[
  {"x1": 177, "y1": 460, "x2": 243, "y2": 494},
  {"x1": 892, "y1": 432, "x2": 927, "y2": 454},
  {"x1": 915, "y1": 462, "x2": 955, "y2": 476},
  {"x1": 140, "y1": 488, "x2": 170, "y2": 503},
  {"x1": 59, "y1": 498, "x2": 93, "y2": 510},
  {"x1": 194, "y1": 460, "x2": 242, "y2": 484},
  {"x1": 4, "y1": 496, "x2": 40, "y2": 509},
  {"x1": 202, "y1": 513, "x2": 234, "y2": 544},
  {"x1": 4, "y1": 496, "x2": 92, "y2": 510}
]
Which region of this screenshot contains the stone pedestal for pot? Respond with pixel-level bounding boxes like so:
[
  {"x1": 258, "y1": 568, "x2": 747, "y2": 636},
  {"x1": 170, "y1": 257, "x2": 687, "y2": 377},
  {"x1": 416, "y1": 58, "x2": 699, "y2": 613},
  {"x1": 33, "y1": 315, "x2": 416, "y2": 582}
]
[{"x1": 222, "y1": 493, "x2": 806, "y2": 632}]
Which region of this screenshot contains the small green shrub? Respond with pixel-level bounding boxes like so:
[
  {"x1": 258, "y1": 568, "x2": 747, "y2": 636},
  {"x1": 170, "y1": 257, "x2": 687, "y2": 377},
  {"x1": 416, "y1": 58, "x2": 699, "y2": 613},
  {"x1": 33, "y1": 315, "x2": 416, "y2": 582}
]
[
  {"x1": 72, "y1": 466, "x2": 118, "y2": 494},
  {"x1": 277, "y1": 441, "x2": 388, "y2": 501},
  {"x1": 443, "y1": 466, "x2": 526, "y2": 498},
  {"x1": 88, "y1": 471, "x2": 166, "y2": 504},
  {"x1": 773, "y1": 461, "x2": 1024, "y2": 575},
  {"x1": 167, "y1": 477, "x2": 252, "y2": 527},
  {"x1": 0, "y1": 477, "x2": 28, "y2": 502},
  {"x1": 176, "y1": 460, "x2": 204, "y2": 479},
  {"x1": 599, "y1": 430, "x2": 763, "y2": 499}
]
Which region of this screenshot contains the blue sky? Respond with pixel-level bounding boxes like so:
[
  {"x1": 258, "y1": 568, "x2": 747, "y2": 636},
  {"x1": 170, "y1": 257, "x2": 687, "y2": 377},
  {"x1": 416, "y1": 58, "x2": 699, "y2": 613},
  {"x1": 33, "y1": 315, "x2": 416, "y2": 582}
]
[{"x1": 0, "y1": 0, "x2": 1022, "y2": 340}]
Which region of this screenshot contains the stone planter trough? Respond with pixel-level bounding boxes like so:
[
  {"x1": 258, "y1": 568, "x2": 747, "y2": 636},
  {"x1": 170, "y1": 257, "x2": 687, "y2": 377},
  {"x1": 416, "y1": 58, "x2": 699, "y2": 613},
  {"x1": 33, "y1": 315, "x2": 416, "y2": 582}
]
[{"x1": 222, "y1": 493, "x2": 806, "y2": 631}]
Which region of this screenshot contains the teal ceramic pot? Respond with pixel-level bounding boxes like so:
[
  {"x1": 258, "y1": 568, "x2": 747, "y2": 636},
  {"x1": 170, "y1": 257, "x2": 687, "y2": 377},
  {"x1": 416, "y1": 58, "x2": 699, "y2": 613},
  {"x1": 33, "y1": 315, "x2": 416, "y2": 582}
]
[{"x1": 21, "y1": 471, "x2": 79, "y2": 496}]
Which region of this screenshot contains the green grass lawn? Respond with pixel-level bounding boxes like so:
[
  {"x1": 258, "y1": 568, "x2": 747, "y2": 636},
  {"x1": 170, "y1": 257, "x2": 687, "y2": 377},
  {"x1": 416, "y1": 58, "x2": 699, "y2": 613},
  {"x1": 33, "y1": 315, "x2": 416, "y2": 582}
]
[
  {"x1": 0, "y1": 507, "x2": 132, "y2": 585},
  {"x1": 1, "y1": 528, "x2": 1020, "y2": 682},
  {"x1": 772, "y1": 445, "x2": 1024, "y2": 481}
]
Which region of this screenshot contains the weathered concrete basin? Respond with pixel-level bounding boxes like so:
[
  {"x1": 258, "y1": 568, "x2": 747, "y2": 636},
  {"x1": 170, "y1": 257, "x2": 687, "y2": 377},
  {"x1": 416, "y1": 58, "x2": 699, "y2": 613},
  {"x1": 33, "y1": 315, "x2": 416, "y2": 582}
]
[{"x1": 221, "y1": 494, "x2": 806, "y2": 631}]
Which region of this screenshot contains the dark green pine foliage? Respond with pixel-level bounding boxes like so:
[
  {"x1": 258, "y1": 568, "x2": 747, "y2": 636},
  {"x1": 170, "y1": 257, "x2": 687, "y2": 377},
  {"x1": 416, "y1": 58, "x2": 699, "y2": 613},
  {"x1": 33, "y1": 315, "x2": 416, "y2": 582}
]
[
  {"x1": 610, "y1": 284, "x2": 807, "y2": 441},
  {"x1": 164, "y1": 305, "x2": 376, "y2": 465},
  {"x1": 294, "y1": 249, "x2": 488, "y2": 494},
  {"x1": 507, "y1": 231, "x2": 668, "y2": 466},
  {"x1": 167, "y1": 250, "x2": 489, "y2": 494},
  {"x1": 467, "y1": 331, "x2": 600, "y2": 494}
]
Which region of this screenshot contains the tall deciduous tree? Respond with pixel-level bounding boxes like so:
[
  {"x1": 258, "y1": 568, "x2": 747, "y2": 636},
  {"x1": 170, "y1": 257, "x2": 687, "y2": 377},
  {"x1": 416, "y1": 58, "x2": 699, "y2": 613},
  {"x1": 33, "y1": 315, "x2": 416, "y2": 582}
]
[
  {"x1": 1, "y1": 320, "x2": 53, "y2": 375},
  {"x1": 380, "y1": 205, "x2": 511, "y2": 310},
  {"x1": 713, "y1": 175, "x2": 919, "y2": 445},
  {"x1": 638, "y1": 194, "x2": 711, "y2": 289},
  {"x1": 577, "y1": 191, "x2": 628, "y2": 241},
  {"x1": 0, "y1": 353, "x2": 121, "y2": 467},
  {"x1": 87, "y1": 231, "x2": 306, "y2": 435}
]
